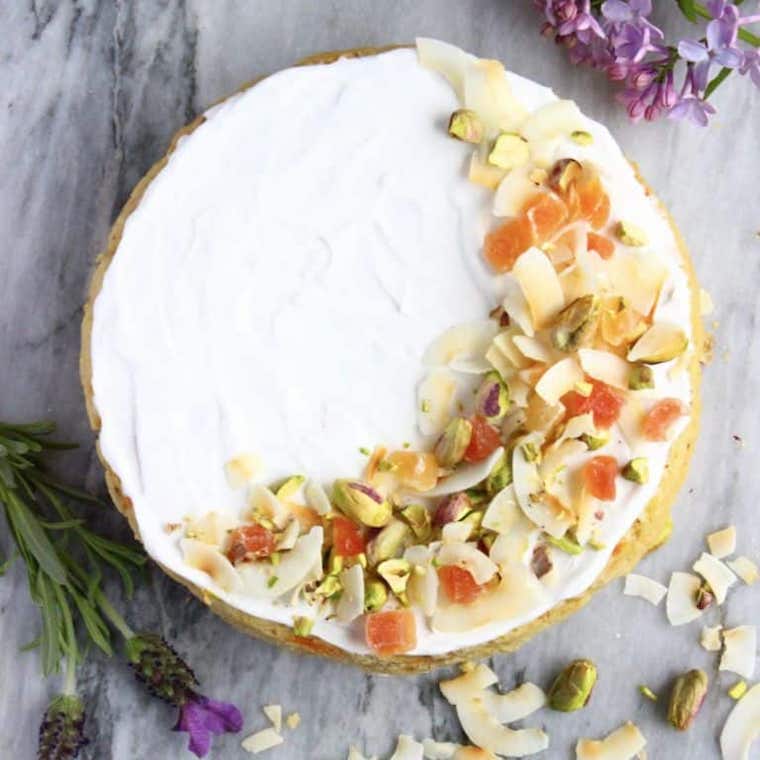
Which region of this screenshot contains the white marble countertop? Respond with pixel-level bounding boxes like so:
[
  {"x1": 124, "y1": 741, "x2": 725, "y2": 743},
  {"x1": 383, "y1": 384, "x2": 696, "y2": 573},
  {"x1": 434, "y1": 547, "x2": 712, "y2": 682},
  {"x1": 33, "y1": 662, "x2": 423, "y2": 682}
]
[{"x1": 1, "y1": 2, "x2": 759, "y2": 758}]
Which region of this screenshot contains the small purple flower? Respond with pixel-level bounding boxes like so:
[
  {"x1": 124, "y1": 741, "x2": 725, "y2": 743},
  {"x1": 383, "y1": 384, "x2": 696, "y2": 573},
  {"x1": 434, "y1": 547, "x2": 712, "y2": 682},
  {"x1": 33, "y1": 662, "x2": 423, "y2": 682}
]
[
  {"x1": 538, "y1": 0, "x2": 606, "y2": 39},
  {"x1": 174, "y1": 695, "x2": 244, "y2": 758},
  {"x1": 602, "y1": 0, "x2": 665, "y2": 63},
  {"x1": 668, "y1": 96, "x2": 717, "y2": 126},
  {"x1": 740, "y1": 49, "x2": 760, "y2": 88}
]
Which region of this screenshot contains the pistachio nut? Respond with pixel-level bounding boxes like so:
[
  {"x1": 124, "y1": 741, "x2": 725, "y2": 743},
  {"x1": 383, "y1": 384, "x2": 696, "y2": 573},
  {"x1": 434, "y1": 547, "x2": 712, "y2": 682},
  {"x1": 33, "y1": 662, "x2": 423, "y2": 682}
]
[
  {"x1": 728, "y1": 680, "x2": 748, "y2": 700},
  {"x1": 400, "y1": 503, "x2": 432, "y2": 542},
  {"x1": 570, "y1": 130, "x2": 593, "y2": 145},
  {"x1": 581, "y1": 431, "x2": 610, "y2": 451},
  {"x1": 314, "y1": 574, "x2": 342, "y2": 599},
  {"x1": 668, "y1": 669, "x2": 708, "y2": 730},
  {"x1": 434, "y1": 417, "x2": 473, "y2": 469},
  {"x1": 531, "y1": 544, "x2": 553, "y2": 579},
  {"x1": 629, "y1": 363, "x2": 655, "y2": 390},
  {"x1": 448, "y1": 109, "x2": 484, "y2": 144},
  {"x1": 480, "y1": 532, "x2": 497, "y2": 552},
  {"x1": 326, "y1": 549, "x2": 344, "y2": 576},
  {"x1": 332, "y1": 479, "x2": 392, "y2": 527},
  {"x1": 622, "y1": 457, "x2": 649, "y2": 484},
  {"x1": 548, "y1": 158, "x2": 583, "y2": 194},
  {"x1": 464, "y1": 488, "x2": 489, "y2": 507},
  {"x1": 616, "y1": 220, "x2": 648, "y2": 247},
  {"x1": 292, "y1": 616, "x2": 314, "y2": 638},
  {"x1": 275, "y1": 474, "x2": 305, "y2": 501},
  {"x1": 364, "y1": 579, "x2": 389, "y2": 612},
  {"x1": 485, "y1": 450, "x2": 513, "y2": 495},
  {"x1": 694, "y1": 582, "x2": 715, "y2": 611},
  {"x1": 545, "y1": 533, "x2": 584, "y2": 556},
  {"x1": 461, "y1": 509, "x2": 485, "y2": 532},
  {"x1": 366, "y1": 519, "x2": 411, "y2": 566},
  {"x1": 639, "y1": 685, "x2": 658, "y2": 702},
  {"x1": 474, "y1": 371, "x2": 510, "y2": 424},
  {"x1": 548, "y1": 659, "x2": 598, "y2": 712},
  {"x1": 377, "y1": 558, "x2": 412, "y2": 603},
  {"x1": 433, "y1": 492, "x2": 472, "y2": 527},
  {"x1": 488, "y1": 132, "x2": 530, "y2": 170},
  {"x1": 521, "y1": 441, "x2": 541, "y2": 463},
  {"x1": 552, "y1": 294, "x2": 599, "y2": 352}
]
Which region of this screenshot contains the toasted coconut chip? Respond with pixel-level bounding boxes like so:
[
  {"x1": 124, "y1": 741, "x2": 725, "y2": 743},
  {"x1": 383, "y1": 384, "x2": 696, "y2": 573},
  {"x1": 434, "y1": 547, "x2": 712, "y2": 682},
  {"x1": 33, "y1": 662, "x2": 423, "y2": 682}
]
[
  {"x1": 513, "y1": 248, "x2": 565, "y2": 330},
  {"x1": 276, "y1": 519, "x2": 300, "y2": 551},
  {"x1": 509, "y1": 377, "x2": 532, "y2": 409},
  {"x1": 627, "y1": 322, "x2": 688, "y2": 364},
  {"x1": 535, "y1": 358, "x2": 584, "y2": 406},
  {"x1": 707, "y1": 526, "x2": 737, "y2": 559},
  {"x1": 407, "y1": 551, "x2": 439, "y2": 618},
  {"x1": 181, "y1": 539, "x2": 243, "y2": 593},
  {"x1": 304, "y1": 479, "x2": 332, "y2": 515},
  {"x1": 336, "y1": 563, "x2": 365, "y2": 623},
  {"x1": 721, "y1": 626, "x2": 757, "y2": 679},
  {"x1": 248, "y1": 484, "x2": 290, "y2": 529},
  {"x1": 520, "y1": 99, "x2": 586, "y2": 142},
  {"x1": 486, "y1": 344, "x2": 516, "y2": 380},
  {"x1": 224, "y1": 452, "x2": 263, "y2": 489},
  {"x1": 489, "y1": 522, "x2": 539, "y2": 567},
  {"x1": 606, "y1": 251, "x2": 665, "y2": 317},
  {"x1": 454, "y1": 748, "x2": 498, "y2": 760},
  {"x1": 437, "y1": 542, "x2": 499, "y2": 585},
  {"x1": 390, "y1": 735, "x2": 425, "y2": 760},
  {"x1": 578, "y1": 349, "x2": 631, "y2": 391},
  {"x1": 481, "y1": 682, "x2": 547, "y2": 723},
  {"x1": 720, "y1": 681, "x2": 760, "y2": 760},
  {"x1": 442, "y1": 521, "x2": 474, "y2": 544},
  {"x1": 425, "y1": 447, "x2": 505, "y2": 497},
  {"x1": 513, "y1": 335, "x2": 554, "y2": 364},
  {"x1": 416, "y1": 37, "x2": 475, "y2": 100},
  {"x1": 422, "y1": 740, "x2": 460, "y2": 759},
  {"x1": 728, "y1": 556, "x2": 759, "y2": 586},
  {"x1": 560, "y1": 262, "x2": 597, "y2": 305},
  {"x1": 185, "y1": 511, "x2": 237, "y2": 546},
  {"x1": 469, "y1": 151, "x2": 506, "y2": 190},
  {"x1": 501, "y1": 276, "x2": 536, "y2": 338},
  {"x1": 440, "y1": 664, "x2": 499, "y2": 704},
  {"x1": 237, "y1": 526, "x2": 323, "y2": 599},
  {"x1": 263, "y1": 704, "x2": 282, "y2": 733},
  {"x1": 433, "y1": 562, "x2": 549, "y2": 633},
  {"x1": 693, "y1": 552, "x2": 737, "y2": 604},
  {"x1": 539, "y1": 439, "x2": 586, "y2": 487},
  {"x1": 449, "y1": 357, "x2": 493, "y2": 375},
  {"x1": 701, "y1": 625, "x2": 723, "y2": 651},
  {"x1": 482, "y1": 485, "x2": 522, "y2": 535},
  {"x1": 666, "y1": 571, "x2": 703, "y2": 626},
  {"x1": 417, "y1": 369, "x2": 459, "y2": 437},
  {"x1": 493, "y1": 165, "x2": 541, "y2": 218},
  {"x1": 615, "y1": 395, "x2": 646, "y2": 452},
  {"x1": 464, "y1": 58, "x2": 527, "y2": 134},
  {"x1": 493, "y1": 330, "x2": 533, "y2": 370},
  {"x1": 557, "y1": 412, "x2": 596, "y2": 444},
  {"x1": 241, "y1": 727, "x2": 284, "y2": 754},
  {"x1": 623, "y1": 573, "x2": 667, "y2": 606},
  {"x1": 424, "y1": 321, "x2": 500, "y2": 369},
  {"x1": 575, "y1": 722, "x2": 646, "y2": 760}
]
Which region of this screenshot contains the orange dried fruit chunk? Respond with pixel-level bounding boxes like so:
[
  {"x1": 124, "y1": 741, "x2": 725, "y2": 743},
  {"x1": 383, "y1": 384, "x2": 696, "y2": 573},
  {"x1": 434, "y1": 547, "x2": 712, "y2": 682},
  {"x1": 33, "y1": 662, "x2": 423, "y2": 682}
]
[
  {"x1": 574, "y1": 173, "x2": 611, "y2": 229},
  {"x1": 587, "y1": 231, "x2": 615, "y2": 260},
  {"x1": 484, "y1": 216, "x2": 535, "y2": 273},
  {"x1": 641, "y1": 398, "x2": 687, "y2": 441},
  {"x1": 583, "y1": 455, "x2": 618, "y2": 501},
  {"x1": 463, "y1": 415, "x2": 502, "y2": 462},
  {"x1": 522, "y1": 192, "x2": 569, "y2": 240},
  {"x1": 561, "y1": 380, "x2": 624, "y2": 429},
  {"x1": 438, "y1": 565, "x2": 483, "y2": 604},
  {"x1": 332, "y1": 515, "x2": 365, "y2": 557},
  {"x1": 226, "y1": 524, "x2": 276, "y2": 564},
  {"x1": 387, "y1": 450, "x2": 439, "y2": 492},
  {"x1": 365, "y1": 609, "x2": 417, "y2": 656}
]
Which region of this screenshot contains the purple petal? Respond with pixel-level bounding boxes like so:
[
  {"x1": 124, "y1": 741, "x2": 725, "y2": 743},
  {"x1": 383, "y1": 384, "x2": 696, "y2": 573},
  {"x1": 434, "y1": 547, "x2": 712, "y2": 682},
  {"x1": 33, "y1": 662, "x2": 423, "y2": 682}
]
[
  {"x1": 707, "y1": 0, "x2": 727, "y2": 18},
  {"x1": 678, "y1": 39, "x2": 709, "y2": 63},
  {"x1": 692, "y1": 59, "x2": 712, "y2": 92},
  {"x1": 197, "y1": 696, "x2": 244, "y2": 734},
  {"x1": 601, "y1": 0, "x2": 631, "y2": 22},
  {"x1": 630, "y1": 0, "x2": 652, "y2": 14},
  {"x1": 175, "y1": 702, "x2": 212, "y2": 758},
  {"x1": 714, "y1": 47, "x2": 744, "y2": 68},
  {"x1": 707, "y1": 18, "x2": 738, "y2": 51}
]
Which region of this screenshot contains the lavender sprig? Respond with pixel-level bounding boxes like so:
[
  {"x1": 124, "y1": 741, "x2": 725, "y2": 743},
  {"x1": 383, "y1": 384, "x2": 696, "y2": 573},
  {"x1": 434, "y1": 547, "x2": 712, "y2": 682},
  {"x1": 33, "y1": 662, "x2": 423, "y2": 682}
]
[
  {"x1": 37, "y1": 659, "x2": 88, "y2": 760},
  {"x1": 535, "y1": 0, "x2": 760, "y2": 125}
]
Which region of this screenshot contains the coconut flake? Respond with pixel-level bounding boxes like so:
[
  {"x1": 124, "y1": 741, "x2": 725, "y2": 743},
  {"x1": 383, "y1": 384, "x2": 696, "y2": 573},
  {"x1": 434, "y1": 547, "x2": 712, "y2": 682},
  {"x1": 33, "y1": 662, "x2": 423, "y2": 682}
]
[
  {"x1": 304, "y1": 479, "x2": 332, "y2": 515},
  {"x1": 469, "y1": 151, "x2": 506, "y2": 190},
  {"x1": 623, "y1": 574, "x2": 667, "y2": 606},
  {"x1": 181, "y1": 539, "x2": 243, "y2": 594},
  {"x1": 492, "y1": 330, "x2": 533, "y2": 371},
  {"x1": 407, "y1": 550, "x2": 439, "y2": 618},
  {"x1": 263, "y1": 704, "x2": 282, "y2": 733},
  {"x1": 449, "y1": 357, "x2": 493, "y2": 375},
  {"x1": 482, "y1": 485, "x2": 522, "y2": 535},
  {"x1": 513, "y1": 335, "x2": 553, "y2": 364},
  {"x1": 493, "y1": 165, "x2": 541, "y2": 218},
  {"x1": 440, "y1": 664, "x2": 499, "y2": 704},
  {"x1": 720, "y1": 626, "x2": 757, "y2": 679},
  {"x1": 224, "y1": 453, "x2": 263, "y2": 489},
  {"x1": 535, "y1": 358, "x2": 584, "y2": 405},
  {"x1": 275, "y1": 519, "x2": 300, "y2": 551},
  {"x1": 578, "y1": 349, "x2": 631, "y2": 391},
  {"x1": 513, "y1": 248, "x2": 565, "y2": 329},
  {"x1": 422, "y1": 739, "x2": 460, "y2": 759},
  {"x1": 417, "y1": 369, "x2": 459, "y2": 437},
  {"x1": 701, "y1": 625, "x2": 723, "y2": 652},
  {"x1": 424, "y1": 321, "x2": 500, "y2": 369},
  {"x1": 481, "y1": 682, "x2": 547, "y2": 723},
  {"x1": 424, "y1": 447, "x2": 505, "y2": 497},
  {"x1": 520, "y1": 99, "x2": 586, "y2": 142},
  {"x1": 442, "y1": 521, "x2": 474, "y2": 544},
  {"x1": 666, "y1": 571, "x2": 703, "y2": 625},
  {"x1": 390, "y1": 735, "x2": 425, "y2": 760},
  {"x1": 707, "y1": 526, "x2": 737, "y2": 559},
  {"x1": 606, "y1": 251, "x2": 665, "y2": 317},
  {"x1": 241, "y1": 727, "x2": 284, "y2": 754},
  {"x1": 575, "y1": 722, "x2": 646, "y2": 760},
  {"x1": 501, "y1": 276, "x2": 536, "y2": 338},
  {"x1": 437, "y1": 542, "x2": 498, "y2": 585},
  {"x1": 184, "y1": 511, "x2": 237, "y2": 546},
  {"x1": 464, "y1": 58, "x2": 527, "y2": 134},
  {"x1": 693, "y1": 552, "x2": 737, "y2": 604},
  {"x1": 720, "y1": 681, "x2": 760, "y2": 760},
  {"x1": 728, "y1": 556, "x2": 759, "y2": 585},
  {"x1": 248, "y1": 484, "x2": 290, "y2": 529},
  {"x1": 416, "y1": 38, "x2": 475, "y2": 100},
  {"x1": 336, "y1": 563, "x2": 365, "y2": 623}
]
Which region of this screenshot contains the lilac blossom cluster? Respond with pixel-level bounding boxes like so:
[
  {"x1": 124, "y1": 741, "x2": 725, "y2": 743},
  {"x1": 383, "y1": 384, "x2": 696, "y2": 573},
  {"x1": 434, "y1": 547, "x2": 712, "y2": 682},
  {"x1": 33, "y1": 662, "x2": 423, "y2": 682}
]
[{"x1": 535, "y1": 0, "x2": 760, "y2": 125}]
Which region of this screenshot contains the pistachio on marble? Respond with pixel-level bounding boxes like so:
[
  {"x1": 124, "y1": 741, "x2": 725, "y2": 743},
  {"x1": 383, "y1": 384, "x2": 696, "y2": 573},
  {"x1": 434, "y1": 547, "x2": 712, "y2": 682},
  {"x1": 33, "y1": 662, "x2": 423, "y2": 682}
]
[
  {"x1": 332, "y1": 479, "x2": 391, "y2": 527},
  {"x1": 548, "y1": 659, "x2": 598, "y2": 712},
  {"x1": 667, "y1": 669, "x2": 708, "y2": 730},
  {"x1": 448, "y1": 109, "x2": 484, "y2": 143},
  {"x1": 435, "y1": 417, "x2": 473, "y2": 469},
  {"x1": 694, "y1": 582, "x2": 715, "y2": 611}
]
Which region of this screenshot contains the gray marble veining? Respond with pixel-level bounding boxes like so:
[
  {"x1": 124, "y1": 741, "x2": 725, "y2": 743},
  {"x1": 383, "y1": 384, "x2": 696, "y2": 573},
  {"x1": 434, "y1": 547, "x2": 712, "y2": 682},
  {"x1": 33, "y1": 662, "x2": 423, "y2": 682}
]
[{"x1": 1, "y1": 1, "x2": 759, "y2": 758}]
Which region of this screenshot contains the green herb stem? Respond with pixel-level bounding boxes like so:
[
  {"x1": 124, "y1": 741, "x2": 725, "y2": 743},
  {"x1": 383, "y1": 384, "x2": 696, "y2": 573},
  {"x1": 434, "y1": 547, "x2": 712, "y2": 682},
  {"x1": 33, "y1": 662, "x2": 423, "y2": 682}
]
[{"x1": 96, "y1": 590, "x2": 135, "y2": 640}]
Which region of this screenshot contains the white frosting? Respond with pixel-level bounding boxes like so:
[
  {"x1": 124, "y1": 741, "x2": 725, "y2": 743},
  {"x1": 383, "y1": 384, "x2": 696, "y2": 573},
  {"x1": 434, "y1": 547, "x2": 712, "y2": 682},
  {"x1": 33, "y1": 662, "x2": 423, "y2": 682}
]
[{"x1": 90, "y1": 46, "x2": 694, "y2": 656}]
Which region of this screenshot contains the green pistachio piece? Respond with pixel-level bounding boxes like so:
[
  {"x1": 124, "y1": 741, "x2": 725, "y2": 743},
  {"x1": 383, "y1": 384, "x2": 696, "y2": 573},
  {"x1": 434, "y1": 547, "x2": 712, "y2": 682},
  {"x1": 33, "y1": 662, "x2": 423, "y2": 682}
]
[
  {"x1": 629, "y1": 363, "x2": 655, "y2": 390},
  {"x1": 545, "y1": 534, "x2": 584, "y2": 555},
  {"x1": 616, "y1": 220, "x2": 648, "y2": 247},
  {"x1": 728, "y1": 680, "x2": 748, "y2": 700},
  {"x1": 622, "y1": 457, "x2": 649, "y2": 484},
  {"x1": 639, "y1": 685, "x2": 658, "y2": 701},
  {"x1": 448, "y1": 109, "x2": 484, "y2": 144},
  {"x1": 461, "y1": 509, "x2": 485, "y2": 532},
  {"x1": 434, "y1": 417, "x2": 473, "y2": 469},
  {"x1": 581, "y1": 431, "x2": 610, "y2": 451},
  {"x1": 548, "y1": 659, "x2": 598, "y2": 712},
  {"x1": 668, "y1": 669, "x2": 708, "y2": 730},
  {"x1": 571, "y1": 130, "x2": 594, "y2": 145},
  {"x1": 587, "y1": 538, "x2": 606, "y2": 551},
  {"x1": 464, "y1": 488, "x2": 489, "y2": 507},
  {"x1": 326, "y1": 549, "x2": 344, "y2": 576},
  {"x1": 377, "y1": 559, "x2": 412, "y2": 602},
  {"x1": 364, "y1": 579, "x2": 388, "y2": 612},
  {"x1": 275, "y1": 474, "x2": 306, "y2": 500},
  {"x1": 548, "y1": 158, "x2": 583, "y2": 195},
  {"x1": 474, "y1": 371, "x2": 510, "y2": 424},
  {"x1": 694, "y1": 582, "x2": 715, "y2": 610},
  {"x1": 314, "y1": 575, "x2": 342, "y2": 599},
  {"x1": 488, "y1": 132, "x2": 530, "y2": 170},
  {"x1": 485, "y1": 450, "x2": 513, "y2": 495},
  {"x1": 292, "y1": 616, "x2": 314, "y2": 637},
  {"x1": 480, "y1": 532, "x2": 497, "y2": 551},
  {"x1": 552, "y1": 295, "x2": 600, "y2": 352},
  {"x1": 521, "y1": 442, "x2": 541, "y2": 463},
  {"x1": 400, "y1": 504, "x2": 432, "y2": 542},
  {"x1": 332, "y1": 479, "x2": 392, "y2": 527},
  {"x1": 366, "y1": 519, "x2": 411, "y2": 566}
]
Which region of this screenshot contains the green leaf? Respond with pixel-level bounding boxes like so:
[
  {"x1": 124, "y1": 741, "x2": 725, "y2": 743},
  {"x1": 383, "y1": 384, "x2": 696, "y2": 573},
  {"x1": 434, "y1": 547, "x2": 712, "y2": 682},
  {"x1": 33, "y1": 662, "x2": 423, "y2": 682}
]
[
  {"x1": 19, "y1": 635, "x2": 41, "y2": 652},
  {"x1": 0, "y1": 549, "x2": 18, "y2": 576},
  {"x1": 705, "y1": 67, "x2": 732, "y2": 99},
  {"x1": 677, "y1": 0, "x2": 698, "y2": 22}
]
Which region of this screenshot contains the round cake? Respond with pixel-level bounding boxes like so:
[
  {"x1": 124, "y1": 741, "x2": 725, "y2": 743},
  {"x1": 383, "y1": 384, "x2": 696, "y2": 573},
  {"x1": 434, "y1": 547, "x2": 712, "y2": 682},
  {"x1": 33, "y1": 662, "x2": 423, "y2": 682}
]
[{"x1": 81, "y1": 39, "x2": 702, "y2": 674}]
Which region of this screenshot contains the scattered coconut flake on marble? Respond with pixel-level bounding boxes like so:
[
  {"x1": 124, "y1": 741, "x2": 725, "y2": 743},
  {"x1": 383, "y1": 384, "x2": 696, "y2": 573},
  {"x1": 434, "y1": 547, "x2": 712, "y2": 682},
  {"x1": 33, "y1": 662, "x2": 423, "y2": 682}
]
[
  {"x1": 575, "y1": 722, "x2": 646, "y2": 760},
  {"x1": 389, "y1": 735, "x2": 425, "y2": 760},
  {"x1": 623, "y1": 574, "x2": 667, "y2": 606},
  {"x1": 700, "y1": 625, "x2": 723, "y2": 652},
  {"x1": 666, "y1": 572, "x2": 703, "y2": 626},
  {"x1": 707, "y1": 526, "x2": 736, "y2": 559},
  {"x1": 285, "y1": 712, "x2": 301, "y2": 730},
  {"x1": 422, "y1": 738, "x2": 460, "y2": 759},
  {"x1": 728, "y1": 556, "x2": 759, "y2": 586},
  {"x1": 348, "y1": 747, "x2": 377, "y2": 760},
  {"x1": 693, "y1": 552, "x2": 737, "y2": 604},
  {"x1": 241, "y1": 727, "x2": 284, "y2": 754},
  {"x1": 262, "y1": 704, "x2": 282, "y2": 733},
  {"x1": 720, "y1": 626, "x2": 757, "y2": 679},
  {"x1": 720, "y1": 682, "x2": 760, "y2": 760},
  {"x1": 224, "y1": 452, "x2": 263, "y2": 489}
]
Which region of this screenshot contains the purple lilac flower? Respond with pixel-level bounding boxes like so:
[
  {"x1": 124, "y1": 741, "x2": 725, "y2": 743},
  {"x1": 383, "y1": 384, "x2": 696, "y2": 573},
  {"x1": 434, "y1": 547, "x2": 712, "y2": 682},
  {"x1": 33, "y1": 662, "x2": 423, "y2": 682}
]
[
  {"x1": 174, "y1": 695, "x2": 244, "y2": 758},
  {"x1": 668, "y1": 95, "x2": 717, "y2": 126},
  {"x1": 602, "y1": 0, "x2": 665, "y2": 63},
  {"x1": 741, "y1": 49, "x2": 760, "y2": 88},
  {"x1": 538, "y1": 0, "x2": 606, "y2": 39}
]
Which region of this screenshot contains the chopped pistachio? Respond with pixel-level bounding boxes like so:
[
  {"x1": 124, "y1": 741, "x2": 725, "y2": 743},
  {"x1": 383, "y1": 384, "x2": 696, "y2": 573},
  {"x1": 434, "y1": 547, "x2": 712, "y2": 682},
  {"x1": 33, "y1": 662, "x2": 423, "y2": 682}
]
[
  {"x1": 464, "y1": 488, "x2": 489, "y2": 506},
  {"x1": 694, "y1": 582, "x2": 715, "y2": 610},
  {"x1": 358, "y1": 447, "x2": 371, "y2": 456},
  {"x1": 434, "y1": 417, "x2": 473, "y2": 469},
  {"x1": 485, "y1": 450, "x2": 513, "y2": 495},
  {"x1": 433, "y1": 492, "x2": 473, "y2": 527},
  {"x1": 292, "y1": 616, "x2": 314, "y2": 638},
  {"x1": 326, "y1": 549, "x2": 344, "y2": 576},
  {"x1": 461, "y1": 509, "x2": 485, "y2": 532},
  {"x1": 629, "y1": 364, "x2": 655, "y2": 390},
  {"x1": 285, "y1": 712, "x2": 301, "y2": 729},
  {"x1": 376, "y1": 459, "x2": 396, "y2": 472},
  {"x1": 668, "y1": 669, "x2": 708, "y2": 730},
  {"x1": 377, "y1": 559, "x2": 412, "y2": 603},
  {"x1": 269, "y1": 552, "x2": 281, "y2": 567},
  {"x1": 548, "y1": 659, "x2": 598, "y2": 712},
  {"x1": 474, "y1": 371, "x2": 510, "y2": 424},
  {"x1": 267, "y1": 575, "x2": 279, "y2": 588},
  {"x1": 588, "y1": 538, "x2": 606, "y2": 551},
  {"x1": 548, "y1": 158, "x2": 583, "y2": 195},
  {"x1": 552, "y1": 295, "x2": 599, "y2": 352},
  {"x1": 400, "y1": 503, "x2": 432, "y2": 542},
  {"x1": 571, "y1": 129, "x2": 594, "y2": 145},
  {"x1": 521, "y1": 442, "x2": 541, "y2": 463},
  {"x1": 448, "y1": 108, "x2": 484, "y2": 143},
  {"x1": 275, "y1": 474, "x2": 305, "y2": 501},
  {"x1": 367, "y1": 519, "x2": 411, "y2": 565},
  {"x1": 402, "y1": 441, "x2": 411, "y2": 449},
  {"x1": 639, "y1": 685, "x2": 658, "y2": 702},
  {"x1": 314, "y1": 574, "x2": 342, "y2": 599},
  {"x1": 332, "y1": 479, "x2": 392, "y2": 527},
  {"x1": 531, "y1": 544, "x2": 553, "y2": 578},
  {"x1": 480, "y1": 532, "x2": 497, "y2": 552},
  {"x1": 581, "y1": 430, "x2": 610, "y2": 451},
  {"x1": 546, "y1": 534, "x2": 584, "y2": 555},
  {"x1": 575, "y1": 380, "x2": 594, "y2": 397},
  {"x1": 616, "y1": 220, "x2": 648, "y2": 247},
  {"x1": 364, "y1": 579, "x2": 388, "y2": 612},
  {"x1": 488, "y1": 132, "x2": 530, "y2": 170},
  {"x1": 421, "y1": 399, "x2": 431, "y2": 413},
  {"x1": 728, "y1": 680, "x2": 748, "y2": 700},
  {"x1": 622, "y1": 457, "x2": 649, "y2": 484}
]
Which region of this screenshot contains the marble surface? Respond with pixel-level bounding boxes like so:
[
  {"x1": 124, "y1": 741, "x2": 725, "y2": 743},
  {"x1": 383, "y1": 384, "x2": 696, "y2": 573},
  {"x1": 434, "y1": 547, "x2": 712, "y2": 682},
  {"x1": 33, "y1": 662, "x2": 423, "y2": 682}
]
[{"x1": 1, "y1": 1, "x2": 759, "y2": 758}]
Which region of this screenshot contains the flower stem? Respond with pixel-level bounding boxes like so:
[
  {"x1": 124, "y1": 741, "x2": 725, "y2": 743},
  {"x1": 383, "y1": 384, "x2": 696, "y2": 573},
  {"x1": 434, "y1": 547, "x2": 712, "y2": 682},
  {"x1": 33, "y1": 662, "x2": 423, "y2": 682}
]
[
  {"x1": 63, "y1": 655, "x2": 78, "y2": 696},
  {"x1": 96, "y1": 592, "x2": 135, "y2": 640},
  {"x1": 693, "y1": 3, "x2": 760, "y2": 46}
]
